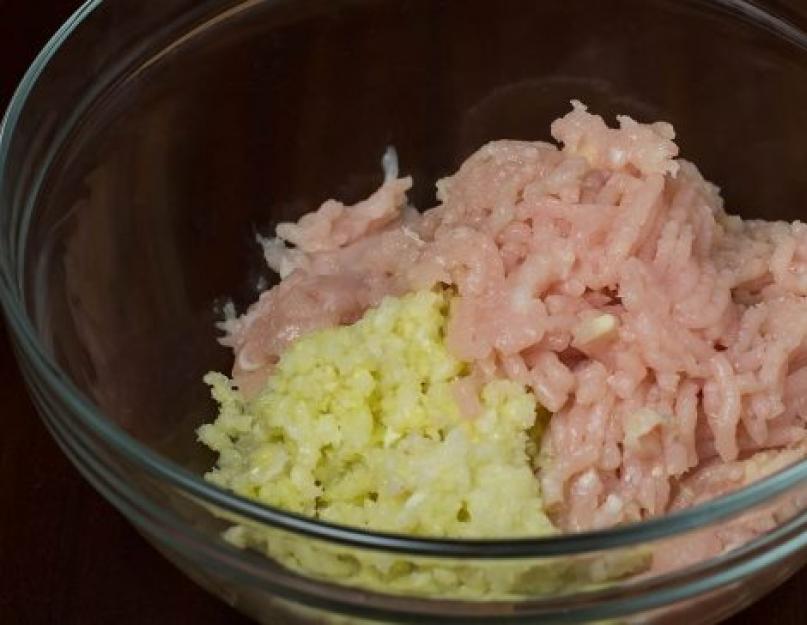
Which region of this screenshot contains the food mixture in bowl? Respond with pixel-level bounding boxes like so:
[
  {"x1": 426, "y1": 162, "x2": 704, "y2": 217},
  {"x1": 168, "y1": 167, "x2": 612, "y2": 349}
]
[{"x1": 198, "y1": 103, "x2": 807, "y2": 581}]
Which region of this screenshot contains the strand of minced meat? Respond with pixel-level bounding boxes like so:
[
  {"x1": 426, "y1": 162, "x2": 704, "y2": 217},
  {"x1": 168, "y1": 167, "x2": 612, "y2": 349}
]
[{"x1": 222, "y1": 101, "x2": 807, "y2": 534}]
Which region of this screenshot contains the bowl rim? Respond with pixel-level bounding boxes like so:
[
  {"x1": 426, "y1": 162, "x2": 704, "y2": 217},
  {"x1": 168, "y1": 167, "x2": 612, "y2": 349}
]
[{"x1": 2, "y1": 0, "x2": 807, "y2": 559}]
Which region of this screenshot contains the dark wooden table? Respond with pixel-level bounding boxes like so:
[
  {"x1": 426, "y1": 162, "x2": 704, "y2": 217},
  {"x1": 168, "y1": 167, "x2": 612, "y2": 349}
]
[{"x1": 1, "y1": 2, "x2": 806, "y2": 624}]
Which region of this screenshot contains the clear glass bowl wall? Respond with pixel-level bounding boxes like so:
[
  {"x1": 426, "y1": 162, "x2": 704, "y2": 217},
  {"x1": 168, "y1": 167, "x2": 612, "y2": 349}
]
[{"x1": 2, "y1": 0, "x2": 807, "y2": 623}]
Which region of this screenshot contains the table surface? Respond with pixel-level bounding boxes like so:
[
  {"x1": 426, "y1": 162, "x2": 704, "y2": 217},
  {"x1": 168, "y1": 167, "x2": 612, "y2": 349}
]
[{"x1": 1, "y1": 2, "x2": 806, "y2": 624}]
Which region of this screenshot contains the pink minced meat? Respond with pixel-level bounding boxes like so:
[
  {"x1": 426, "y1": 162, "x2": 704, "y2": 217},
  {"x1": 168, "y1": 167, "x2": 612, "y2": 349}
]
[{"x1": 222, "y1": 101, "x2": 807, "y2": 532}]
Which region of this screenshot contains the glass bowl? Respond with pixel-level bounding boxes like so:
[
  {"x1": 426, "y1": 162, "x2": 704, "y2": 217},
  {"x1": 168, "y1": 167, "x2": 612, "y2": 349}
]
[{"x1": 2, "y1": 0, "x2": 807, "y2": 623}]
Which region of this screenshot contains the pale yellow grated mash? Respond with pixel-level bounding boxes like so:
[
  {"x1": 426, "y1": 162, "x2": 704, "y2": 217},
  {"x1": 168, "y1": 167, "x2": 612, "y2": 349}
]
[{"x1": 197, "y1": 290, "x2": 647, "y2": 601}]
